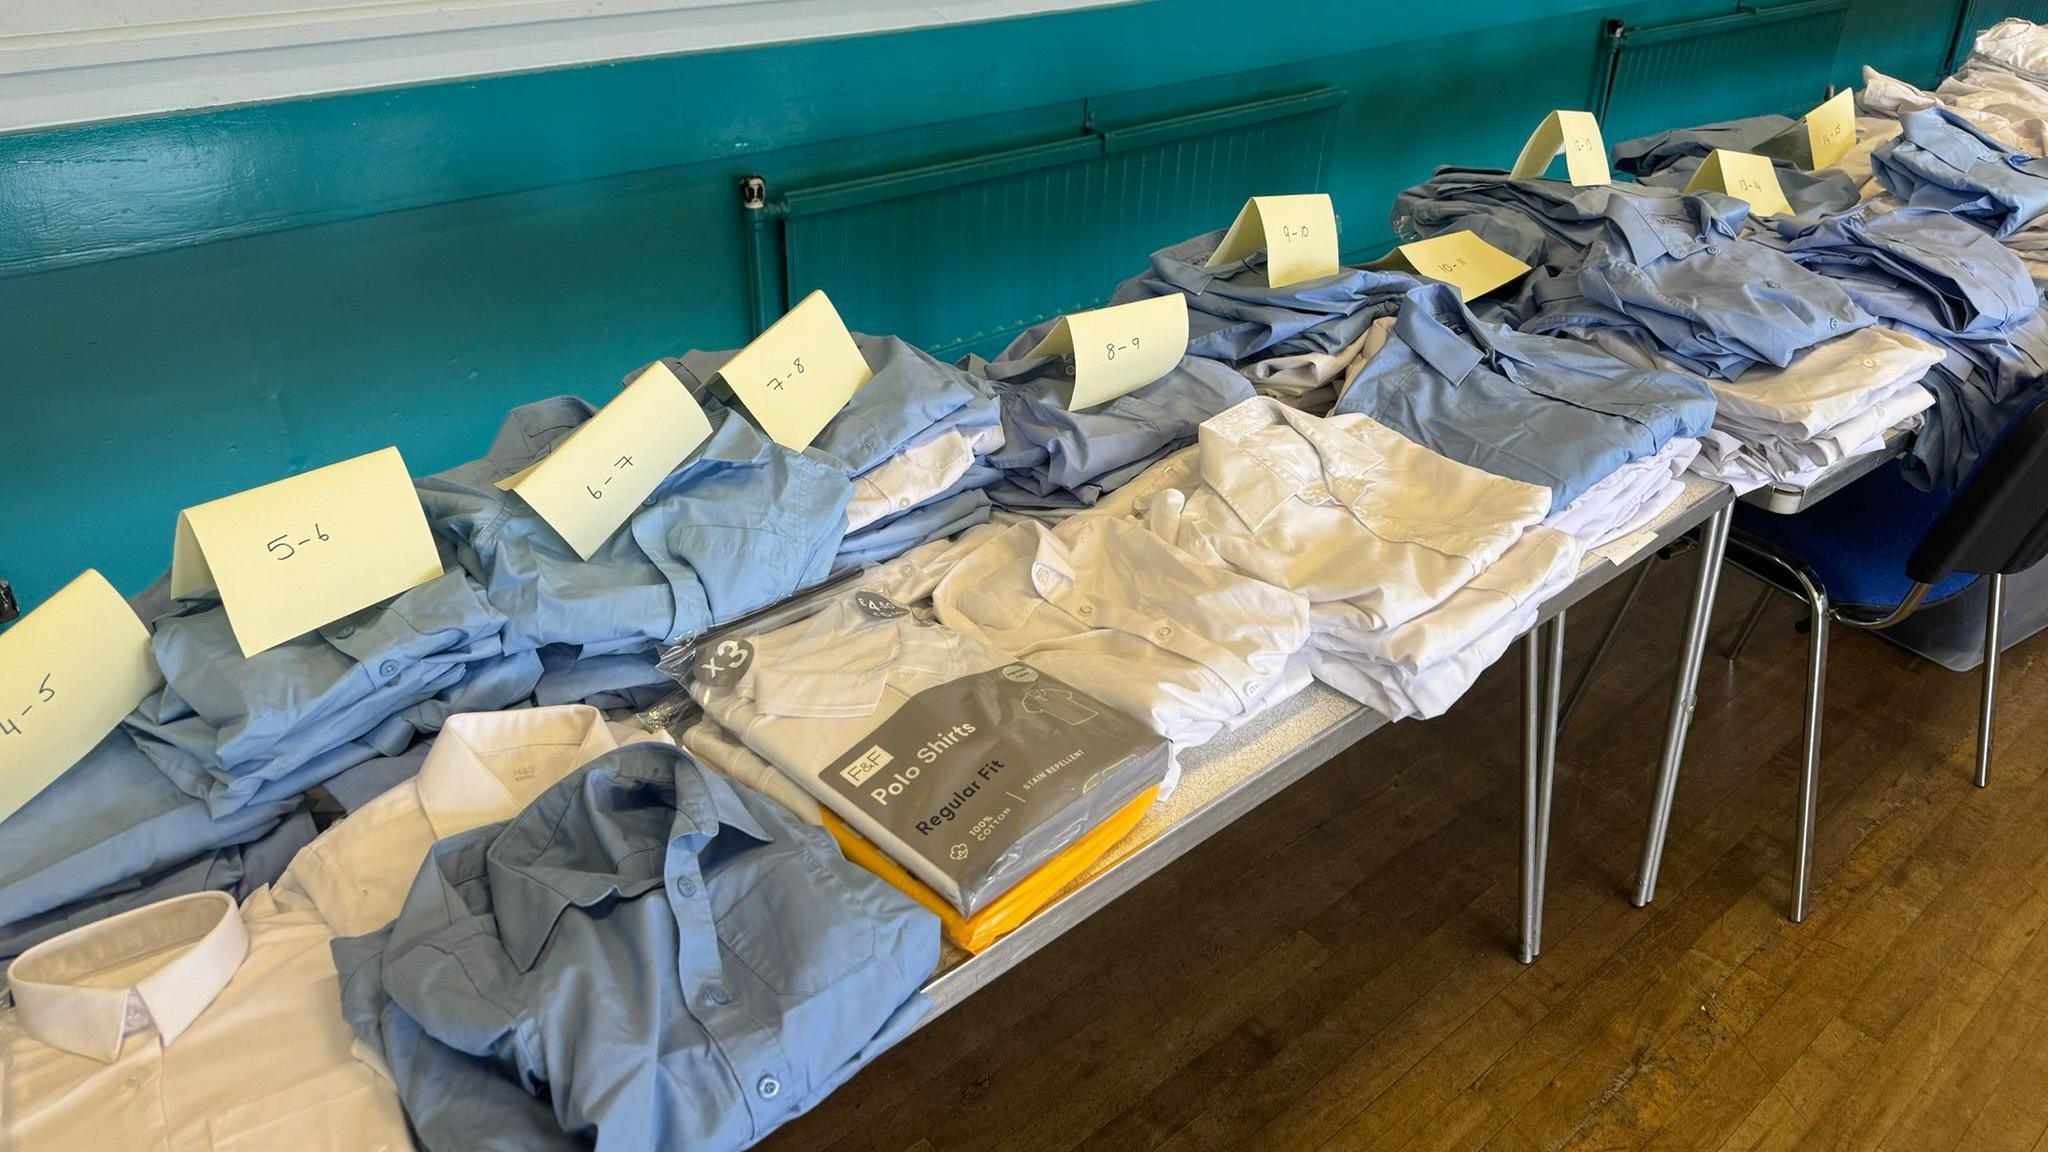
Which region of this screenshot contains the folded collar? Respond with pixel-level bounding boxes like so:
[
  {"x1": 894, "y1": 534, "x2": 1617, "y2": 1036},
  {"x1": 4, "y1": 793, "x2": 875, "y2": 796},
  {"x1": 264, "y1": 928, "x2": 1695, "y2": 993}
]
[
  {"x1": 488, "y1": 744, "x2": 772, "y2": 972},
  {"x1": 415, "y1": 704, "x2": 623, "y2": 840},
  {"x1": 10, "y1": 892, "x2": 248, "y2": 1062}
]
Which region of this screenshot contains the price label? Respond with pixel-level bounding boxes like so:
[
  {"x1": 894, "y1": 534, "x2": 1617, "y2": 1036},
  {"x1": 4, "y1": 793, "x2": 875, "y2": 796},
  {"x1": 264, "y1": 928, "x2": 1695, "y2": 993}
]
[
  {"x1": 1509, "y1": 110, "x2": 1610, "y2": 186},
  {"x1": 1802, "y1": 89, "x2": 1857, "y2": 169},
  {"x1": 496, "y1": 360, "x2": 713, "y2": 558},
  {"x1": 1024, "y1": 293, "x2": 1190, "y2": 410},
  {"x1": 170, "y1": 446, "x2": 443, "y2": 657},
  {"x1": 1370, "y1": 230, "x2": 1532, "y2": 300},
  {"x1": 0, "y1": 570, "x2": 164, "y2": 823},
  {"x1": 1684, "y1": 148, "x2": 1794, "y2": 217},
  {"x1": 1205, "y1": 194, "x2": 1340, "y2": 288},
  {"x1": 715, "y1": 290, "x2": 872, "y2": 451}
]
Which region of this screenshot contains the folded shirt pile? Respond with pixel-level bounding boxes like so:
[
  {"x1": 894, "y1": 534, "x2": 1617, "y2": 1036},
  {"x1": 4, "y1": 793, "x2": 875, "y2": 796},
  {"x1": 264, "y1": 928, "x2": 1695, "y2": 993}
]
[
  {"x1": 1135, "y1": 397, "x2": 1579, "y2": 721},
  {"x1": 966, "y1": 332, "x2": 1254, "y2": 510},
  {"x1": 662, "y1": 333, "x2": 1005, "y2": 568}
]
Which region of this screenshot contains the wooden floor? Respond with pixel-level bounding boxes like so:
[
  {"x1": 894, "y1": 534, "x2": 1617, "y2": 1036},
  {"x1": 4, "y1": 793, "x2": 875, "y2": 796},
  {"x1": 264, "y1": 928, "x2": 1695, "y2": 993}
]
[{"x1": 762, "y1": 557, "x2": 2048, "y2": 1152}]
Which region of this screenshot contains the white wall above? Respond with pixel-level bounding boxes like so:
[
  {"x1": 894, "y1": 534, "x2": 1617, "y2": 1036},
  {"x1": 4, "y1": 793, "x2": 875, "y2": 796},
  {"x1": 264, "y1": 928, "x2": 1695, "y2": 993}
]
[{"x1": 0, "y1": 0, "x2": 1136, "y2": 134}]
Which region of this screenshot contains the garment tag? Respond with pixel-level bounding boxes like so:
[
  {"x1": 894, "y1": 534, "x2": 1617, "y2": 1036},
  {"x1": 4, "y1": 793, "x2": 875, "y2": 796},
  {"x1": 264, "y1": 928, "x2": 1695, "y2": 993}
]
[
  {"x1": 0, "y1": 570, "x2": 164, "y2": 823},
  {"x1": 1802, "y1": 89, "x2": 1857, "y2": 169},
  {"x1": 1205, "y1": 194, "x2": 1340, "y2": 287},
  {"x1": 1509, "y1": 110, "x2": 1609, "y2": 185},
  {"x1": 1685, "y1": 149, "x2": 1794, "y2": 217},
  {"x1": 715, "y1": 290, "x2": 872, "y2": 451},
  {"x1": 170, "y1": 446, "x2": 443, "y2": 657},
  {"x1": 1369, "y1": 231, "x2": 1531, "y2": 300},
  {"x1": 495, "y1": 361, "x2": 712, "y2": 559},
  {"x1": 1024, "y1": 294, "x2": 1189, "y2": 410}
]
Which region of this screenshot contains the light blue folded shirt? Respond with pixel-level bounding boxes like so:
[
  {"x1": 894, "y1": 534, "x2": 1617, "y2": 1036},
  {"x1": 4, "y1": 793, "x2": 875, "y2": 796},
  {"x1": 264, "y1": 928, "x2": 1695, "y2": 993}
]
[
  {"x1": 1110, "y1": 230, "x2": 1419, "y2": 362},
  {"x1": 968, "y1": 338, "x2": 1254, "y2": 509},
  {"x1": 421, "y1": 398, "x2": 854, "y2": 664},
  {"x1": 333, "y1": 742, "x2": 937, "y2": 1152},
  {"x1": 1333, "y1": 282, "x2": 1717, "y2": 507},
  {"x1": 1872, "y1": 106, "x2": 2048, "y2": 238},
  {"x1": 1614, "y1": 116, "x2": 1863, "y2": 217}
]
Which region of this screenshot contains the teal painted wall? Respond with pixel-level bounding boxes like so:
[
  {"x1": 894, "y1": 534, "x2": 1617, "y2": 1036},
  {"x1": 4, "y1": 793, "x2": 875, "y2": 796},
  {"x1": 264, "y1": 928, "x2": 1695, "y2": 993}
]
[{"x1": 0, "y1": 0, "x2": 1983, "y2": 610}]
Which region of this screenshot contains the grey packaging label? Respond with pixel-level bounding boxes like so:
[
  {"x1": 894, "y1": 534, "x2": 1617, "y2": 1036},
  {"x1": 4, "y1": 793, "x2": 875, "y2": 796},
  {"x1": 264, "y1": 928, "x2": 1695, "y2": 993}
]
[{"x1": 819, "y1": 663, "x2": 1169, "y2": 912}]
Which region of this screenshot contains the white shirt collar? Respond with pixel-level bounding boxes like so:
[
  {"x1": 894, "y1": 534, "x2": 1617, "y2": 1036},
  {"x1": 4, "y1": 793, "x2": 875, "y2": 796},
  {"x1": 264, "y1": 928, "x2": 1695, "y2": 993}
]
[
  {"x1": 414, "y1": 705, "x2": 624, "y2": 840},
  {"x1": 9, "y1": 891, "x2": 248, "y2": 1062}
]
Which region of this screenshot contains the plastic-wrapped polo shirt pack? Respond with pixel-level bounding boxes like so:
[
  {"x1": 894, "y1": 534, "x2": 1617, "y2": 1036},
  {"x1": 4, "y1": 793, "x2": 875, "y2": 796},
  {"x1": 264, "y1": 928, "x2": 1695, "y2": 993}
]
[
  {"x1": 1391, "y1": 167, "x2": 1876, "y2": 379},
  {"x1": 1107, "y1": 228, "x2": 1424, "y2": 410},
  {"x1": 654, "y1": 332, "x2": 1005, "y2": 569}
]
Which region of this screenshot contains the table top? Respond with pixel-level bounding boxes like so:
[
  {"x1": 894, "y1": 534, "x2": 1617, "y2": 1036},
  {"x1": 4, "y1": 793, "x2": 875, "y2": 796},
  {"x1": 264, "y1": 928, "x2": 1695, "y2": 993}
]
[{"x1": 917, "y1": 477, "x2": 1735, "y2": 1016}]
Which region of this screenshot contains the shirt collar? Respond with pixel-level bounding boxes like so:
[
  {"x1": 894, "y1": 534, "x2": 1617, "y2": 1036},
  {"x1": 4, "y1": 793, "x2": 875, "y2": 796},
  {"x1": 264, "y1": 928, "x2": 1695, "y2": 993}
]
[
  {"x1": 487, "y1": 744, "x2": 772, "y2": 972},
  {"x1": 1391, "y1": 284, "x2": 1487, "y2": 385},
  {"x1": 9, "y1": 892, "x2": 248, "y2": 1062},
  {"x1": 1195, "y1": 397, "x2": 1388, "y2": 531},
  {"x1": 415, "y1": 705, "x2": 625, "y2": 841}
]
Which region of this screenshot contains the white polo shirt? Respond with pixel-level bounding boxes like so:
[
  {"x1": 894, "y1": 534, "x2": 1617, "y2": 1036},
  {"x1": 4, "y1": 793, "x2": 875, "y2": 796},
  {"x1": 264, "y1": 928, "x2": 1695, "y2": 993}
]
[
  {"x1": 1, "y1": 891, "x2": 411, "y2": 1151},
  {"x1": 269, "y1": 705, "x2": 670, "y2": 936}
]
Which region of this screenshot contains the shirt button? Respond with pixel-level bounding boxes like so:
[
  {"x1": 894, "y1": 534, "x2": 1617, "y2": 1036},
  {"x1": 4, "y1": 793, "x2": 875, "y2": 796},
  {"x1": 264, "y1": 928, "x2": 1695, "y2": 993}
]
[
  {"x1": 1763, "y1": 279, "x2": 1780, "y2": 289},
  {"x1": 899, "y1": 564, "x2": 914, "y2": 576},
  {"x1": 1863, "y1": 357, "x2": 1878, "y2": 369},
  {"x1": 378, "y1": 660, "x2": 400, "y2": 680},
  {"x1": 895, "y1": 497, "x2": 910, "y2": 509},
  {"x1": 757, "y1": 1075, "x2": 782, "y2": 1100},
  {"x1": 1245, "y1": 681, "x2": 1262, "y2": 695},
  {"x1": 1827, "y1": 318, "x2": 1841, "y2": 329},
  {"x1": 705, "y1": 986, "x2": 730, "y2": 1006},
  {"x1": 1077, "y1": 604, "x2": 1094, "y2": 617},
  {"x1": 1154, "y1": 626, "x2": 1172, "y2": 641},
  {"x1": 1706, "y1": 245, "x2": 1720, "y2": 255},
  {"x1": 643, "y1": 496, "x2": 658, "y2": 508},
  {"x1": 334, "y1": 625, "x2": 355, "y2": 640},
  {"x1": 673, "y1": 878, "x2": 697, "y2": 898}
]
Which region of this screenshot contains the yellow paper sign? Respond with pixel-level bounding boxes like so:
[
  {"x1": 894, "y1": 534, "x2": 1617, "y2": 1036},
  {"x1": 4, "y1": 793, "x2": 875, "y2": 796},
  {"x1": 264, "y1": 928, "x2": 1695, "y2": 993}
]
[
  {"x1": 495, "y1": 362, "x2": 713, "y2": 558},
  {"x1": 1803, "y1": 89, "x2": 1857, "y2": 169},
  {"x1": 1685, "y1": 149, "x2": 1794, "y2": 217},
  {"x1": 716, "y1": 290, "x2": 872, "y2": 451},
  {"x1": 1205, "y1": 194, "x2": 1340, "y2": 288},
  {"x1": 1024, "y1": 294, "x2": 1190, "y2": 410},
  {"x1": 1371, "y1": 231, "x2": 1532, "y2": 300},
  {"x1": 0, "y1": 570, "x2": 163, "y2": 823},
  {"x1": 170, "y1": 447, "x2": 443, "y2": 657},
  {"x1": 1509, "y1": 110, "x2": 1610, "y2": 186}
]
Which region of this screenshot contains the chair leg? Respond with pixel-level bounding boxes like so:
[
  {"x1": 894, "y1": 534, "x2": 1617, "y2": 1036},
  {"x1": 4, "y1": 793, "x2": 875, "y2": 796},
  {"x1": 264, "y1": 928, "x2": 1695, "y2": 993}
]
[
  {"x1": 1792, "y1": 584, "x2": 1828, "y2": 924},
  {"x1": 1977, "y1": 573, "x2": 2005, "y2": 789},
  {"x1": 1725, "y1": 584, "x2": 1772, "y2": 664}
]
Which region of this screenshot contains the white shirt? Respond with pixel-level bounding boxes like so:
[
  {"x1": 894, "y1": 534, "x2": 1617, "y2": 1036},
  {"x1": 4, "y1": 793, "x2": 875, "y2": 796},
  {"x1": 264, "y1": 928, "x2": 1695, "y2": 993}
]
[
  {"x1": 1148, "y1": 397, "x2": 1552, "y2": 635},
  {"x1": 1543, "y1": 436, "x2": 1698, "y2": 548},
  {"x1": 269, "y1": 705, "x2": 669, "y2": 936},
  {"x1": 846, "y1": 422, "x2": 1003, "y2": 531},
  {"x1": 931, "y1": 516, "x2": 1312, "y2": 760},
  {"x1": 1, "y1": 891, "x2": 411, "y2": 1151}
]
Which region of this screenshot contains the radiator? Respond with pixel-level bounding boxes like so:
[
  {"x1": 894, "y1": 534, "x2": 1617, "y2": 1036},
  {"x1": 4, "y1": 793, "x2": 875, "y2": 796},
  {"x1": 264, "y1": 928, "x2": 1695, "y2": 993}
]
[{"x1": 1593, "y1": 1, "x2": 1852, "y2": 149}]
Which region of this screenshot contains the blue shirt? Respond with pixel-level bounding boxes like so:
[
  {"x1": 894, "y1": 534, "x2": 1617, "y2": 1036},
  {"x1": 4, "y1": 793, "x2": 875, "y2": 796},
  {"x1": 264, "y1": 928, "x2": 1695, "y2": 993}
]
[
  {"x1": 1109, "y1": 230, "x2": 1419, "y2": 362},
  {"x1": 0, "y1": 728, "x2": 303, "y2": 935},
  {"x1": 1393, "y1": 168, "x2": 1874, "y2": 376},
  {"x1": 666, "y1": 334, "x2": 999, "y2": 479},
  {"x1": 1332, "y1": 283, "x2": 1717, "y2": 506},
  {"x1": 1762, "y1": 204, "x2": 2048, "y2": 488},
  {"x1": 1872, "y1": 106, "x2": 2048, "y2": 238},
  {"x1": 333, "y1": 742, "x2": 937, "y2": 1152},
  {"x1": 126, "y1": 569, "x2": 519, "y2": 817},
  {"x1": 969, "y1": 342, "x2": 1254, "y2": 509},
  {"x1": 421, "y1": 398, "x2": 854, "y2": 665},
  {"x1": 1613, "y1": 115, "x2": 1863, "y2": 217}
]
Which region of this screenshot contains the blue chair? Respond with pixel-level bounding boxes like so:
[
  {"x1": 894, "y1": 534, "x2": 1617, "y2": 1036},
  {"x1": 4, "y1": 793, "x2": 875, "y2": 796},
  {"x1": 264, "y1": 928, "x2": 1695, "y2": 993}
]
[{"x1": 1726, "y1": 401, "x2": 2048, "y2": 922}]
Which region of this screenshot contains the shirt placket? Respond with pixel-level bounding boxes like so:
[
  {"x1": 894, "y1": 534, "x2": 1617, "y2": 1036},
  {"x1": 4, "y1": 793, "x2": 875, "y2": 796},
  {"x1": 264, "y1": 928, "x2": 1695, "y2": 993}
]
[
  {"x1": 1031, "y1": 569, "x2": 1261, "y2": 714},
  {"x1": 662, "y1": 825, "x2": 797, "y2": 1138}
]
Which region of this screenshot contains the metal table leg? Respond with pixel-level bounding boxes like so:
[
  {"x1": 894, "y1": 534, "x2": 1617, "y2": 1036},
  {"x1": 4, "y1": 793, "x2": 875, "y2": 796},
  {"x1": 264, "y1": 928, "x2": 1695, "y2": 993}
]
[
  {"x1": 1791, "y1": 576, "x2": 1828, "y2": 922},
  {"x1": 1520, "y1": 611, "x2": 1566, "y2": 964},
  {"x1": 1632, "y1": 505, "x2": 1733, "y2": 907},
  {"x1": 1977, "y1": 572, "x2": 2004, "y2": 789}
]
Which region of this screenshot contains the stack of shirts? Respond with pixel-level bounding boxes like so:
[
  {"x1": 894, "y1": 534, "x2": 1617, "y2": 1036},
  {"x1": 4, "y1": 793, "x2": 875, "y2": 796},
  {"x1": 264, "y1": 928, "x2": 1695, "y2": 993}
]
[
  {"x1": 1612, "y1": 117, "x2": 1884, "y2": 215},
  {"x1": 0, "y1": 569, "x2": 538, "y2": 965},
  {"x1": 1108, "y1": 229, "x2": 1421, "y2": 409},
  {"x1": 661, "y1": 334, "x2": 1004, "y2": 568},
  {"x1": 1326, "y1": 281, "x2": 1717, "y2": 546},
  {"x1": 420, "y1": 396, "x2": 854, "y2": 708},
  {"x1": 1391, "y1": 168, "x2": 1875, "y2": 378},
  {"x1": 331, "y1": 741, "x2": 938, "y2": 1152},
  {"x1": 1582, "y1": 324, "x2": 1945, "y2": 493},
  {"x1": 965, "y1": 333, "x2": 1254, "y2": 511},
  {"x1": 1760, "y1": 203, "x2": 2048, "y2": 488},
  {"x1": 1137, "y1": 397, "x2": 1578, "y2": 721}
]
